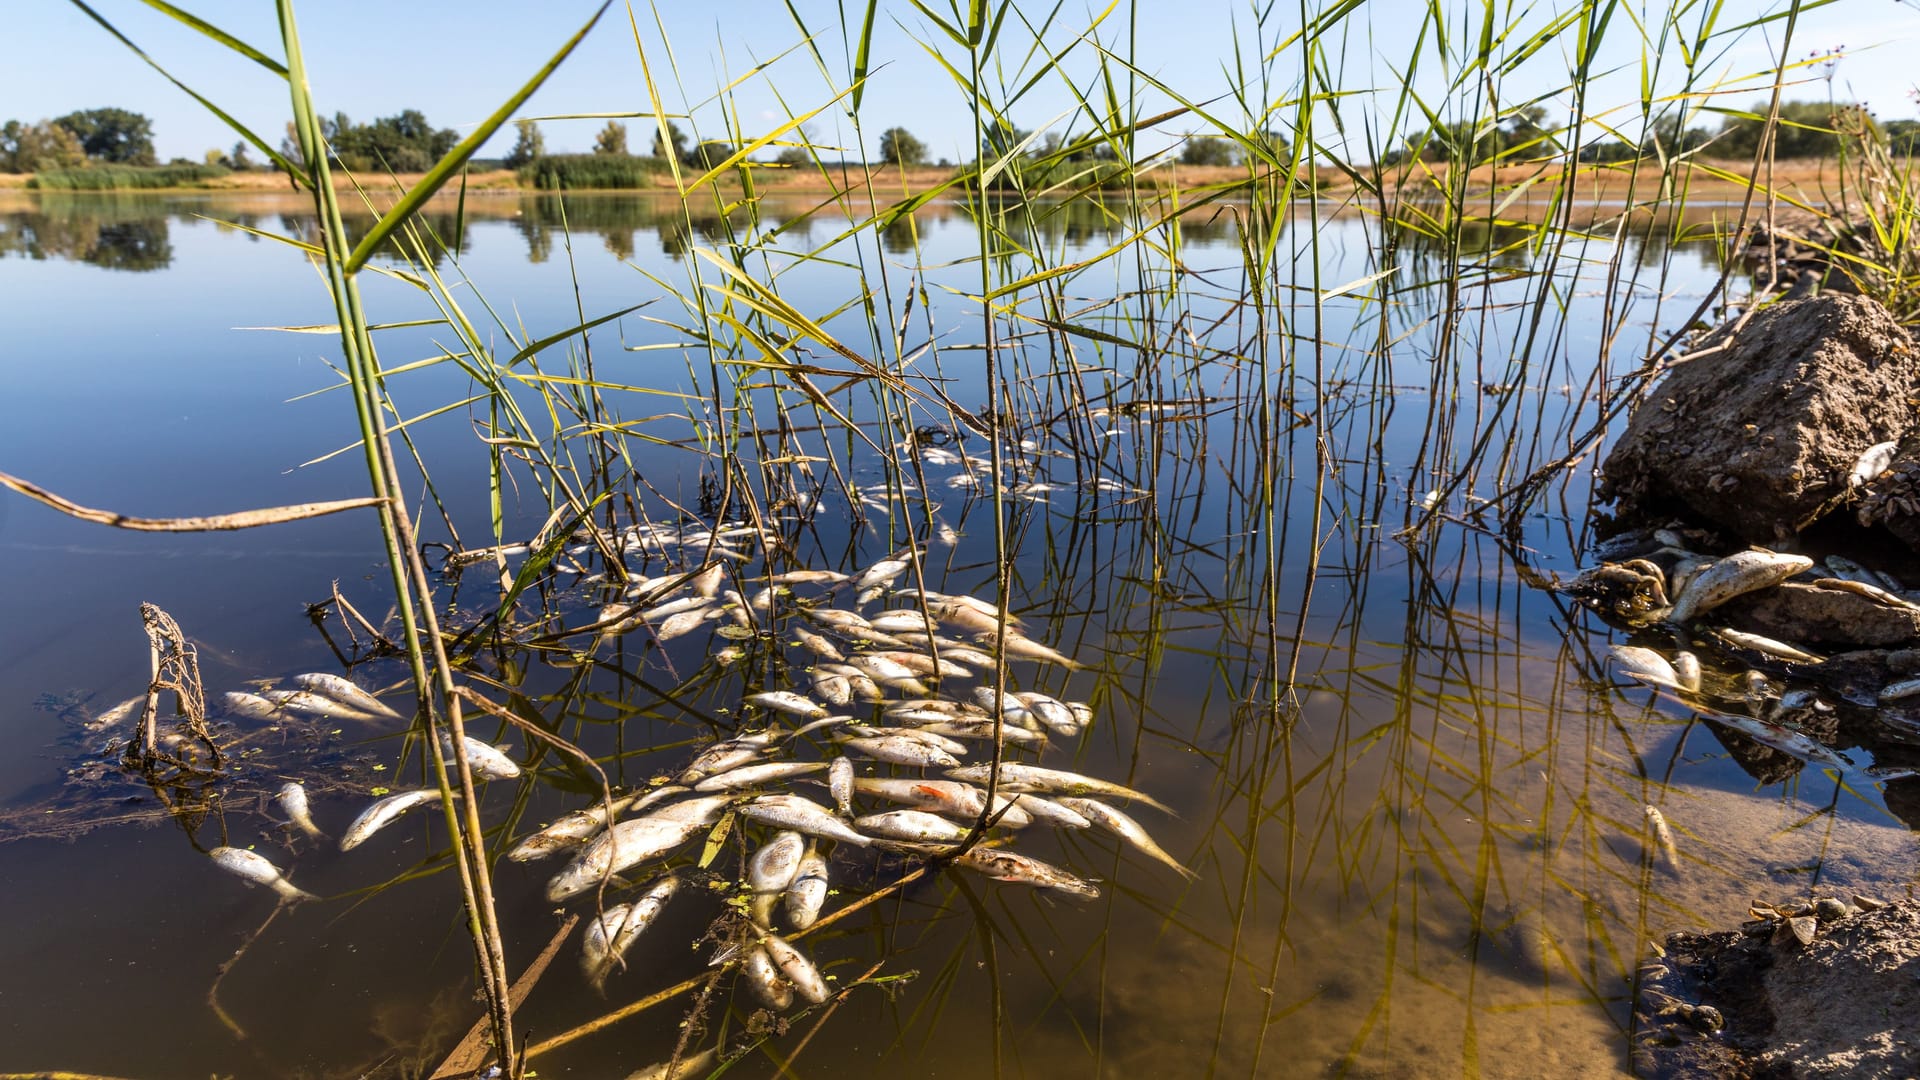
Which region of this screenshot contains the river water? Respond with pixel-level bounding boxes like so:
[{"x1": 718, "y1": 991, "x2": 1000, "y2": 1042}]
[{"x1": 1, "y1": 190, "x2": 1913, "y2": 1078}]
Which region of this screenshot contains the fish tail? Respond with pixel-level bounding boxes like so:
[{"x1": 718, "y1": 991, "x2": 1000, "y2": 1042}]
[{"x1": 275, "y1": 881, "x2": 319, "y2": 903}]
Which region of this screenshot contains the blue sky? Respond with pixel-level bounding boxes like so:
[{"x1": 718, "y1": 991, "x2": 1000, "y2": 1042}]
[{"x1": 3, "y1": 1, "x2": 1914, "y2": 165}]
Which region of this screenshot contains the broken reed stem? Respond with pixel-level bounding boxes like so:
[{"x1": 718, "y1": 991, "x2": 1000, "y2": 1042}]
[{"x1": 0, "y1": 469, "x2": 383, "y2": 531}]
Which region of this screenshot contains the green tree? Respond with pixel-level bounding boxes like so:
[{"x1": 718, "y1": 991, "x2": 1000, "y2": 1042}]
[
  {"x1": 689, "y1": 140, "x2": 735, "y2": 169},
  {"x1": 1716, "y1": 100, "x2": 1877, "y2": 159},
  {"x1": 651, "y1": 120, "x2": 688, "y2": 163},
  {"x1": 0, "y1": 119, "x2": 87, "y2": 172},
  {"x1": 323, "y1": 109, "x2": 458, "y2": 171},
  {"x1": 229, "y1": 140, "x2": 254, "y2": 171},
  {"x1": 504, "y1": 119, "x2": 545, "y2": 169},
  {"x1": 878, "y1": 126, "x2": 927, "y2": 166},
  {"x1": 1180, "y1": 135, "x2": 1236, "y2": 166},
  {"x1": 774, "y1": 145, "x2": 811, "y2": 166},
  {"x1": 594, "y1": 121, "x2": 627, "y2": 156},
  {"x1": 54, "y1": 108, "x2": 156, "y2": 164}
]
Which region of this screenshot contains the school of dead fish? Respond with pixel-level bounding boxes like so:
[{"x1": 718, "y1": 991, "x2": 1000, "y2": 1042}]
[{"x1": 187, "y1": 546, "x2": 1188, "y2": 1020}]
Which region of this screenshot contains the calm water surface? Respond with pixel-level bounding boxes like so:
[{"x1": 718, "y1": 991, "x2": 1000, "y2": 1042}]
[{"x1": 1, "y1": 191, "x2": 1914, "y2": 1079}]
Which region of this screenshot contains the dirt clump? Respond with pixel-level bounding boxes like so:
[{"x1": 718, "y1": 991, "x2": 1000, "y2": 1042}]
[{"x1": 1599, "y1": 295, "x2": 1920, "y2": 543}]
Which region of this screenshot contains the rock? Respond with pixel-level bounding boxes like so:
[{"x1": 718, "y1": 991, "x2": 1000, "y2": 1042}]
[
  {"x1": 1637, "y1": 900, "x2": 1920, "y2": 1078},
  {"x1": 1599, "y1": 295, "x2": 1920, "y2": 542},
  {"x1": 1716, "y1": 580, "x2": 1920, "y2": 648},
  {"x1": 1856, "y1": 441, "x2": 1920, "y2": 551}
]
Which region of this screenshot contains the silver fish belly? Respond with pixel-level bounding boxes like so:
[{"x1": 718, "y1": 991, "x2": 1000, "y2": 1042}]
[
  {"x1": 737, "y1": 794, "x2": 871, "y2": 847},
  {"x1": 276, "y1": 781, "x2": 324, "y2": 839},
  {"x1": 339, "y1": 788, "x2": 454, "y2": 851},
  {"x1": 292, "y1": 673, "x2": 403, "y2": 721},
  {"x1": 210, "y1": 846, "x2": 316, "y2": 902}
]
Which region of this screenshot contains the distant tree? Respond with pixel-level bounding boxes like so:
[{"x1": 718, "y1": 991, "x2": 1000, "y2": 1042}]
[
  {"x1": 689, "y1": 140, "x2": 735, "y2": 169},
  {"x1": 1180, "y1": 135, "x2": 1236, "y2": 167},
  {"x1": 594, "y1": 121, "x2": 628, "y2": 156},
  {"x1": 54, "y1": 108, "x2": 156, "y2": 164},
  {"x1": 1641, "y1": 114, "x2": 1715, "y2": 158},
  {"x1": 1886, "y1": 118, "x2": 1920, "y2": 154},
  {"x1": 229, "y1": 140, "x2": 254, "y2": 171},
  {"x1": 504, "y1": 119, "x2": 545, "y2": 169},
  {"x1": 1249, "y1": 128, "x2": 1291, "y2": 163},
  {"x1": 0, "y1": 119, "x2": 87, "y2": 172},
  {"x1": 1716, "y1": 100, "x2": 1878, "y2": 159},
  {"x1": 774, "y1": 145, "x2": 811, "y2": 166},
  {"x1": 651, "y1": 120, "x2": 689, "y2": 163},
  {"x1": 977, "y1": 119, "x2": 1032, "y2": 164},
  {"x1": 204, "y1": 148, "x2": 227, "y2": 168},
  {"x1": 323, "y1": 109, "x2": 458, "y2": 171},
  {"x1": 878, "y1": 126, "x2": 927, "y2": 166},
  {"x1": 279, "y1": 121, "x2": 306, "y2": 170},
  {"x1": 1501, "y1": 104, "x2": 1554, "y2": 153}
]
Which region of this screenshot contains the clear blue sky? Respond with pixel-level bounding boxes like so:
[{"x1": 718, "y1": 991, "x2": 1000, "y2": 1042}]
[{"x1": 3, "y1": 1, "x2": 1914, "y2": 164}]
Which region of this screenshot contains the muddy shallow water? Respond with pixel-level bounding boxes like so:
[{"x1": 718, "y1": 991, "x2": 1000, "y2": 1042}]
[{"x1": 2, "y1": 192, "x2": 1914, "y2": 1078}]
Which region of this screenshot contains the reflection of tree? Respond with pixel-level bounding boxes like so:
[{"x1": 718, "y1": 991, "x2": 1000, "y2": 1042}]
[{"x1": 0, "y1": 198, "x2": 173, "y2": 271}]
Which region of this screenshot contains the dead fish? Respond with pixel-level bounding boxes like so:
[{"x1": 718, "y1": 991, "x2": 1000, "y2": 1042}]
[
  {"x1": 812, "y1": 671, "x2": 852, "y2": 707},
  {"x1": 1645, "y1": 805, "x2": 1680, "y2": 871},
  {"x1": 1667, "y1": 550, "x2": 1814, "y2": 623},
  {"x1": 1879, "y1": 676, "x2": 1920, "y2": 703},
  {"x1": 1056, "y1": 797, "x2": 1196, "y2": 880},
  {"x1": 210, "y1": 846, "x2": 317, "y2": 902},
  {"x1": 626, "y1": 1048, "x2": 720, "y2": 1080},
  {"x1": 292, "y1": 673, "x2": 403, "y2": 721},
  {"x1": 945, "y1": 763, "x2": 1174, "y2": 814},
  {"x1": 1824, "y1": 555, "x2": 1883, "y2": 586},
  {"x1": 784, "y1": 846, "x2": 829, "y2": 930},
  {"x1": 1813, "y1": 577, "x2": 1920, "y2": 611},
  {"x1": 678, "y1": 732, "x2": 777, "y2": 783},
  {"x1": 737, "y1": 794, "x2": 871, "y2": 847},
  {"x1": 548, "y1": 801, "x2": 730, "y2": 901},
  {"x1": 852, "y1": 558, "x2": 910, "y2": 593},
  {"x1": 220, "y1": 691, "x2": 280, "y2": 722},
  {"x1": 581, "y1": 875, "x2": 680, "y2": 991},
  {"x1": 444, "y1": 735, "x2": 521, "y2": 781},
  {"x1": 795, "y1": 629, "x2": 845, "y2": 662},
  {"x1": 970, "y1": 686, "x2": 1035, "y2": 726},
  {"x1": 868, "y1": 610, "x2": 937, "y2": 634},
  {"x1": 908, "y1": 719, "x2": 1050, "y2": 749},
  {"x1": 693, "y1": 761, "x2": 826, "y2": 792},
  {"x1": 988, "y1": 632, "x2": 1084, "y2": 670},
  {"x1": 759, "y1": 932, "x2": 831, "y2": 1003},
  {"x1": 1610, "y1": 644, "x2": 1681, "y2": 688},
  {"x1": 828, "y1": 757, "x2": 855, "y2": 817},
  {"x1": 806, "y1": 608, "x2": 872, "y2": 631},
  {"x1": 264, "y1": 689, "x2": 384, "y2": 724},
  {"x1": 770, "y1": 569, "x2": 848, "y2": 586},
  {"x1": 935, "y1": 521, "x2": 960, "y2": 546},
  {"x1": 741, "y1": 945, "x2": 794, "y2": 1010},
  {"x1": 851, "y1": 778, "x2": 1033, "y2": 828},
  {"x1": 845, "y1": 654, "x2": 931, "y2": 685},
  {"x1": 1007, "y1": 794, "x2": 1092, "y2": 830},
  {"x1": 340, "y1": 788, "x2": 457, "y2": 851},
  {"x1": 743, "y1": 691, "x2": 829, "y2": 720},
  {"x1": 1850, "y1": 440, "x2": 1898, "y2": 488},
  {"x1": 840, "y1": 735, "x2": 961, "y2": 768},
  {"x1": 655, "y1": 609, "x2": 712, "y2": 641},
  {"x1": 276, "y1": 781, "x2": 324, "y2": 839},
  {"x1": 747, "y1": 831, "x2": 807, "y2": 928},
  {"x1": 508, "y1": 791, "x2": 654, "y2": 862},
  {"x1": 843, "y1": 724, "x2": 968, "y2": 756},
  {"x1": 1715, "y1": 628, "x2": 1823, "y2": 664},
  {"x1": 855, "y1": 809, "x2": 972, "y2": 843},
  {"x1": 1014, "y1": 692, "x2": 1082, "y2": 736},
  {"x1": 953, "y1": 848, "x2": 1100, "y2": 899},
  {"x1": 688, "y1": 564, "x2": 727, "y2": 598},
  {"x1": 1672, "y1": 651, "x2": 1702, "y2": 693}
]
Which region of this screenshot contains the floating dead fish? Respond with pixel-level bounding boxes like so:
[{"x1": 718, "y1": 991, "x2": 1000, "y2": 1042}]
[
  {"x1": 851, "y1": 778, "x2": 1033, "y2": 828},
  {"x1": 1007, "y1": 794, "x2": 1092, "y2": 830},
  {"x1": 1661, "y1": 694, "x2": 1853, "y2": 770},
  {"x1": 1610, "y1": 644, "x2": 1681, "y2": 689},
  {"x1": 946, "y1": 763, "x2": 1174, "y2": 814},
  {"x1": 627, "y1": 1048, "x2": 721, "y2": 1080},
  {"x1": 508, "y1": 791, "x2": 654, "y2": 862},
  {"x1": 1824, "y1": 555, "x2": 1883, "y2": 586},
  {"x1": 741, "y1": 945, "x2": 794, "y2": 1010},
  {"x1": 795, "y1": 629, "x2": 845, "y2": 662},
  {"x1": 1672, "y1": 651, "x2": 1702, "y2": 693},
  {"x1": 1645, "y1": 805, "x2": 1680, "y2": 871},
  {"x1": 812, "y1": 671, "x2": 852, "y2": 707},
  {"x1": 1812, "y1": 577, "x2": 1920, "y2": 611},
  {"x1": 1715, "y1": 628, "x2": 1823, "y2": 664},
  {"x1": 842, "y1": 724, "x2": 968, "y2": 756},
  {"x1": 444, "y1": 735, "x2": 521, "y2": 781},
  {"x1": 277, "y1": 781, "x2": 324, "y2": 839},
  {"x1": 678, "y1": 733, "x2": 776, "y2": 783},
  {"x1": 693, "y1": 761, "x2": 826, "y2": 793},
  {"x1": 953, "y1": 848, "x2": 1100, "y2": 899},
  {"x1": 581, "y1": 875, "x2": 680, "y2": 991},
  {"x1": 1667, "y1": 550, "x2": 1813, "y2": 623},
  {"x1": 548, "y1": 799, "x2": 730, "y2": 901},
  {"x1": 1014, "y1": 692, "x2": 1082, "y2": 736},
  {"x1": 840, "y1": 735, "x2": 961, "y2": 768},
  {"x1": 868, "y1": 610, "x2": 937, "y2": 634},
  {"x1": 1878, "y1": 676, "x2": 1920, "y2": 703},
  {"x1": 689, "y1": 564, "x2": 727, "y2": 598},
  {"x1": 760, "y1": 932, "x2": 830, "y2": 1004},
  {"x1": 654, "y1": 609, "x2": 713, "y2": 641},
  {"x1": 210, "y1": 846, "x2": 316, "y2": 903},
  {"x1": 220, "y1": 691, "x2": 280, "y2": 722},
  {"x1": 970, "y1": 686, "x2": 1034, "y2": 726},
  {"x1": 743, "y1": 691, "x2": 829, "y2": 720},
  {"x1": 978, "y1": 632, "x2": 1084, "y2": 670},
  {"x1": 828, "y1": 758, "x2": 854, "y2": 817},
  {"x1": 292, "y1": 673, "x2": 404, "y2": 721},
  {"x1": 340, "y1": 788, "x2": 457, "y2": 851},
  {"x1": 784, "y1": 846, "x2": 829, "y2": 930},
  {"x1": 264, "y1": 689, "x2": 385, "y2": 724},
  {"x1": 770, "y1": 569, "x2": 848, "y2": 586},
  {"x1": 747, "y1": 831, "x2": 807, "y2": 927},
  {"x1": 852, "y1": 558, "x2": 910, "y2": 593},
  {"x1": 1850, "y1": 440, "x2": 1898, "y2": 488},
  {"x1": 737, "y1": 794, "x2": 870, "y2": 847},
  {"x1": 1056, "y1": 797, "x2": 1196, "y2": 880},
  {"x1": 855, "y1": 809, "x2": 971, "y2": 843}
]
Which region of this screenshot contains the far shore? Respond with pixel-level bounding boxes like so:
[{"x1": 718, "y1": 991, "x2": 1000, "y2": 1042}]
[{"x1": 0, "y1": 158, "x2": 1859, "y2": 226}]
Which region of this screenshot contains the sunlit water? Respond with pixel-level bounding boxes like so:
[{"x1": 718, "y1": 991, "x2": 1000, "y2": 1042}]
[{"x1": 2, "y1": 192, "x2": 1914, "y2": 1079}]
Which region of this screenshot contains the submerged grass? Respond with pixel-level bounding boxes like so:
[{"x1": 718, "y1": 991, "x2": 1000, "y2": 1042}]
[{"x1": 29, "y1": 0, "x2": 1920, "y2": 1073}]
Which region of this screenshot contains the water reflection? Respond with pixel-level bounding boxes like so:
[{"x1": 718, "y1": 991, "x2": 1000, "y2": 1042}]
[{"x1": 0, "y1": 195, "x2": 174, "y2": 270}]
